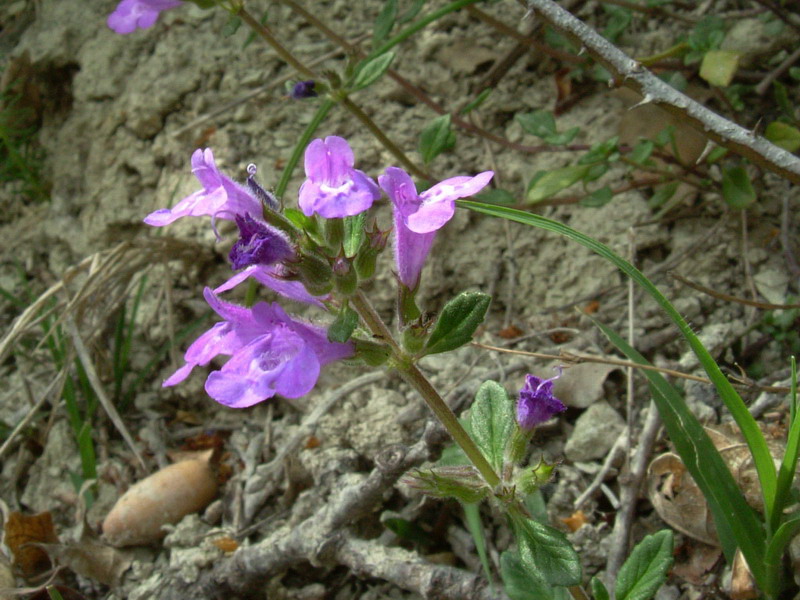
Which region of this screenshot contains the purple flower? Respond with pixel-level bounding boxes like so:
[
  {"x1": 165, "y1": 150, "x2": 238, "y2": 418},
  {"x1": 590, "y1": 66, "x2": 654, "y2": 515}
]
[
  {"x1": 144, "y1": 148, "x2": 261, "y2": 227},
  {"x1": 378, "y1": 167, "x2": 493, "y2": 289},
  {"x1": 164, "y1": 288, "x2": 352, "y2": 408},
  {"x1": 107, "y1": 0, "x2": 183, "y2": 34},
  {"x1": 516, "y1": 372, "x2": 566, "y2": 431},
  {"x1": 215, "y1": 265, "x2": 328, "y2": 308},
  {"x1": 229, "y1": 214, "x2": 295, "y2": 270},
  {"x1": 298, "y1": 136, "x2": 380, "y2": 218},
  {"x1": 290, "y1": 81, "x2": 318, "y2": 99}
]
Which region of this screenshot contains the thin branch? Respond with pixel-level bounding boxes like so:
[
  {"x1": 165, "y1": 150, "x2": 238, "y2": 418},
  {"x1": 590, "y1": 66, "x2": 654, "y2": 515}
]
[{"x1": 525, "y1": 0, "x2": 800, "y2": 185}]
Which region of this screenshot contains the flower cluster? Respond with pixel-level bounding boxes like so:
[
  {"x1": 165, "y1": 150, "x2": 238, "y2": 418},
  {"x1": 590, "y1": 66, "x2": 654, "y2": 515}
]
[{"x1": 145, "y1": 136, "x2": 493, "y2": 408}]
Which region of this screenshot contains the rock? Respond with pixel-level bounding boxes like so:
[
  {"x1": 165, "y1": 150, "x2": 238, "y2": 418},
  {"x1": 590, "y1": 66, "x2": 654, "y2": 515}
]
[{"x1": 564, "y1": 401, "x2": 625, "y2": 462}]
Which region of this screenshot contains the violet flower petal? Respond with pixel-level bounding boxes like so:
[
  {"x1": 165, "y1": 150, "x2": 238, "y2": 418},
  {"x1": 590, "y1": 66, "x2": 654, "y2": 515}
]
[
  {"x1": 107, "y1": 0, "x2": 183, "y2": 34},
  {"x1": 406, "y1": 171, "x2": 494, "y2": 234},
  {"x1": 516, "y1": 373, "x2": 566, "y2": 431},
  {"x1": 298, "y1": 136, "x2": 380, "y2": 218},
  {"x1": 214, "y1": 265, "x2": 328, "y2": 308},
  {"x1": 229, "y1": 214, "x2": 295, "y2": 270},
  {"x1": 144, "y1": 148, "x2": 261, "y2": 227}
]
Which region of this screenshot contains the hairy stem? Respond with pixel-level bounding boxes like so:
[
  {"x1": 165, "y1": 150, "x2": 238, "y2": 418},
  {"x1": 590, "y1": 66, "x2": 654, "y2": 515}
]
[{"x1": 351, "y1": 291, "x2": 501, "y2": 487}]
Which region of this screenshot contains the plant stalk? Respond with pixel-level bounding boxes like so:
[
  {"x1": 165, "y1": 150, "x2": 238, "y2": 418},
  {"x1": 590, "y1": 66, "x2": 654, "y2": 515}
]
[{"x1": 351, "y1": 291, "x2": 500, "y2": 488}]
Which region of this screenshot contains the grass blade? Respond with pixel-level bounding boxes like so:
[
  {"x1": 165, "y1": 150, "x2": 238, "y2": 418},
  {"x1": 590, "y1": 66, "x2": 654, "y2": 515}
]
[{"x1": 458, "y1": 200, "x2": 777, "y2": 517}]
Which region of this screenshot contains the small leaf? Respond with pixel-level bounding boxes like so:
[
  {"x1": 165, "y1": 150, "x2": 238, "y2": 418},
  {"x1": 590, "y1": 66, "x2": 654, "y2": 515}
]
[
  {"x1": 602, "y1": 5, "x2": 631, "y2": 42},
  {"x1": 629, "y1": 140, "x2": 655, "y2": 165},
  {"x1": 373, "y1": 0, "x2": 397, "y2": 45},
  {"x1": 461, "y1": 89, "x2": 492, "y2": 115},
  {"x1": 581, "y1": 186, "x2": 613, "y2": 207},
  {"x1": 527, "y1": 166, "x2": 589, "y2": 203},
  {"x1": 649, "y1": 181, "x2": 679, "y2": 209},
  {"x1": 765, "y1": 121, "x2": 800, "y2": 153},
  {"x1": 469, "y1": 380, "x2": 515, "y2": 472},
  {"x1": 501, "y1": 550, "x2": 563, "y2": 600},
  {"x1": 699, "y1": 50, "x2": 740, "y2": 87},
  {"x1": 382, "y1": 515, "x2": 431, "y2": 545},
  {"x1": 591, "y1": 577, "x2": 611, "y2": 600},
  {"x1": 513, "y1": 514, "x2": 582, "y2": 586},
  {"x1": 397, "y1": 0, "x2": 425, "y2": 23},
  {"x1": 351, "y1": 52, "x2": 395, "y2": 91},
  {"x1": 327, "y1": 305, "x2": 359, "y2": 343},
  {"x1": 419, "y1": 114, "x2": 455, "y2": 164},
  {"x1": 615, "y1": 530, "x2": 674, "y2": 600},
  {"x1": 579, "y1": 136, "x2": 619, "y2": 164},
  {"x1": 423, "y1": 291, "x2": 491, "y2": 355},
  {"x1": 517, "y1": 111, "x2": 557, "y2": 137},
  {"x1": 721, "y1": 166, "x2": 756, "y2": 209}
]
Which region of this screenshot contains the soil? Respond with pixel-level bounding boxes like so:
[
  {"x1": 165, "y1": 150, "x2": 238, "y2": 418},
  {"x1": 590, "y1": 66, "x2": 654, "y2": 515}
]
[{"x1": 0, "y1": 0, "x2": 798, "y2": 599}]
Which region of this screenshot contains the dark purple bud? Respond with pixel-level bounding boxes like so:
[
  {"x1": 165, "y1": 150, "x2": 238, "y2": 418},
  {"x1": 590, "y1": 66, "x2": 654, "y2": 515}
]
[
  {"x1": 290, "y1": 80, "x2": 317, "y2": 99},
  {"x1": 516, "y1": 371, "x2": 566, "y2": 431},
  {"x1": 229, "y1": 213, "x2": 295, "y2": 270},
  {"x1": 246, "y1": 164, "x2": 280, "y2": 211}
]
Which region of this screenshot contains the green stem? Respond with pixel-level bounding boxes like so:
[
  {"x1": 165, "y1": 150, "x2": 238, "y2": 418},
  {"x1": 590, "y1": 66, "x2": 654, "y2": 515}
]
[
  {"x1": 236, "y1": 7, "x2": 317, "y2": 80},
  {"x1": 350, "y1": 291, "x2": 501, "y2": 488},
  {"x1": 340, "y1": 96, "x2": 429, "y2": 180},
  {"x1": 276, "y1": 98, "x2": 336, "y2": 197},
  {"x1": 370, "y1": 0, "x2": 482, "y2": 59}
]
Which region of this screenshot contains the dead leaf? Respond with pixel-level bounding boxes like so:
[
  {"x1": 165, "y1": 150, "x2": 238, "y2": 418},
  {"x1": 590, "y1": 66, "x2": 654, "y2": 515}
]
[
  {"x1": 212, "y1": 536, "x2": 239, "y2": 553},
  {"x1": 498, "y1": 324, "x2": 523, "y2": 339},
  {"x1": 560, "y1": 510, "x2": 588, "y2": 532},
  {"x1": 671, "y1": 542, "x2": 721, "y2": 585},
  {"x1": 729, "y1": 549, "x2": 758, "y2": 600},
  {"x1": 4, "y1": 511, "x2": 58, "y2": 578},
  {"x1": 39, "y1": 533, "x2": 133, "y2": 587},
  {"x1": 552, "y1": 362, "x2": 620, "y2": 409}
]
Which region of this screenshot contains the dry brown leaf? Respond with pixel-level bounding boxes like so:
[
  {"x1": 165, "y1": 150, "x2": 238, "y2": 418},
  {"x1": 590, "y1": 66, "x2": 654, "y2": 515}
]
[
  {"x1": 729, "y1": 549, "x2": 758, "y2": 600},
  {"x1": 498, "y1": 324, "x2": 523, "y2": 339},
  {"x1": 4, "y1": 511, "x2": 58, "y2": 578},
  {"x1": 560, "y1": 510, "x2": 588, "y2": 532},
  {"x1": 39, "y1": 533, "x2": 133, "y2": 587},
  {"x1": 648, "y1": 424, "x2": 786, "y2": 546},
  {"x1": 671, "y1": 542, "x2": 721, "y2": 585},
  {"x1": 212, "y1": 536, "x2": 239, "y2": 553}
]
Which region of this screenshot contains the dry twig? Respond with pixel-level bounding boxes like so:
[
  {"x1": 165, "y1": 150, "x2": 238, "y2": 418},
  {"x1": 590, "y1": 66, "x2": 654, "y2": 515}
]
[{"x1": 525, "y1": 0, "x2": 800, "y2": 184}]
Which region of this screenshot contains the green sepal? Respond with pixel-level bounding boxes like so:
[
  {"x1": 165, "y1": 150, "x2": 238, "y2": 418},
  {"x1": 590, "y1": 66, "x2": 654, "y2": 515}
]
[
  {"x1": 516, "y1": 458, "x2": 556, "y2": 496},
  {"x1": 422, "y1": 291, "x2": 490, "y2": 355},
  {"x1": 398, "y1": 282, "x2": 422, "y2": 325},
  {"x1": 401, "y1": 321, "x2": 428, "y2": 355},
  {"x1": 185, "y1": 0, "x2": 218, "y2": 8},
  {"x1": 353, "y1": 337, "x2": 391, "y2": 366},
  {"x1": 333, "y1": 257, "x2": 358, "y2": 297},
  {"x1": 327, "y1": 304, "x2": 359, "y2": 343},
  {"x1": 343, "y1": 213, "x2": 366, "y2": 257},
  {"x1": 295, "y1": 252, "x2": 333, "y2": 296},
  {"x1": 402, "y1": 465, "x2": 489, "y2": 504}
]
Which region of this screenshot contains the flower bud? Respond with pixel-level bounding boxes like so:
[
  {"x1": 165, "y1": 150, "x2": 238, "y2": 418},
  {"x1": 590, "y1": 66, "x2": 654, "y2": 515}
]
[
  {"x1": 402, "y1": 465, "x2": 489, "y2": 504},
  {"x1": 333, "y1": 256, "x2": 358, "y2": 296},
  {"x1": 294, "y1": 252, "x2": 333, "y2": 296}
]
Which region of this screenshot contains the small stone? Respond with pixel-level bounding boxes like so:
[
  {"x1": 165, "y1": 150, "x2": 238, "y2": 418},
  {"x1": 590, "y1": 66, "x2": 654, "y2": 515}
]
[{"x1": 564, "y1": 401, "x2": 625, "y2": 462}]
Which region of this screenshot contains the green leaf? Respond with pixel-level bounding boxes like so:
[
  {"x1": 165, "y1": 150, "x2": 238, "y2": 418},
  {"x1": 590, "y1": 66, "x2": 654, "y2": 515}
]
[
  {"x1": 721, "y1": 166, "x2": 756, "y2": 209},
  {"x1": 526, "y1": 166, "x2": 589, "y2": 203},
  {"x1": 327, "y1": 305, "x2": 359, "y2": 343},
  {"x1": 351, "y1": 52, "x2": 395, "y2": 91},
  {"x1": 501, "y1": 550, "x2": 561, "y2": 600},
  {"x1": 397, "y1": 0, "x2": 425, "y2": 24},
  {"x1": 591, "y1": 577, "x2": 611, "y2": 600},
  {"x1": 382, "y1": 515, "x2": 431, "y2": 545},
  {"x1": 629, "y1": 140, "x2": 655, "y2": 165},
  {"x1": 581, "y1": 186, "x2": 613, "y2": 208},
  {"x1": 513, "y1": 514, "x2": 582, "y2": 586},
  {"x1": 419, "y1": 114, "x2": 455, "y2": 164},
  {"x1": 579, "y1": 136, "x2": 619, "y2": 164},
  {"x1": 343, "y1": 212, "x2": 366, "y2": 257},
  {"x1": 457, "y1": 199, "x2": 774, "y2": 585},
  {"x1": 222, "y1": 14, "x2": 242, "y2": 36},
  {"x1": 461, "y1": 89, "x2": 492, "y2": 115},
  {"x1": 592, "y1": 319, "x2": 766, "y2": 581},
  {"x1": 773, "y1": 82, "x2": 795, "y2": 121},
  {"x1": 765, "y1": 121, "x2": 800, "y2": 153},
  {"x1": 423, "y1": 291, "x2": 490, "y2": 355},
  {"x1": 373, "y1": 0, "x2": 398, "y2": 45},
  {"x1": 699, "y1": 50, "x2": 740, "y2": 87},
  {"x1": 463, "y1": 503, "x2": 493, "y2": 584},
  {"x1": 469, "y1": 380, "x2": 515, "y2": 472},
  {"x1": 46, "y1": 587, "x2": 66, "y2": 600},
  {"x1": 602, "y1": 5, "x2": 631, "y2": 43},
  {"x1": 615, "y1": 530, "x2": 674, "y2": 600},
  {"x1": 516, "y1": 111, "x2": 579, "y2": 145},
  {"x1": 649, "y1": 181, "x2": 678, "y2": 208}
]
